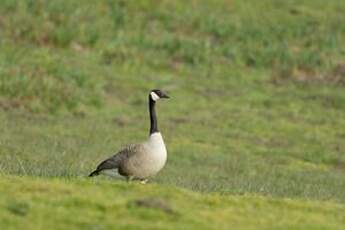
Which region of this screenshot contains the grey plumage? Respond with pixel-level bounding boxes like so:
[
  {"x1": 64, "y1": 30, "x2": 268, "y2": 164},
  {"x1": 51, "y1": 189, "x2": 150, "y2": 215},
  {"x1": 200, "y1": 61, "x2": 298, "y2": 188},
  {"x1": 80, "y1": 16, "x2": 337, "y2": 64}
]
[
  {"x1": 89, "y1": 132, "x2": 167, "y2": 180},
  {"x1": 89, "y1": 144, "x2": 143, "y2": 177}
]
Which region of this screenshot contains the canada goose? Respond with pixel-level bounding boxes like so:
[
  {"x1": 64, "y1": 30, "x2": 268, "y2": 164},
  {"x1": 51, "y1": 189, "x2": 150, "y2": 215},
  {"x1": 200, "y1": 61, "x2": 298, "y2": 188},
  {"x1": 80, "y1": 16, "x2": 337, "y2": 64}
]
[{"x1": 89, "y1": 89, "x2": 170, "y2": 183}]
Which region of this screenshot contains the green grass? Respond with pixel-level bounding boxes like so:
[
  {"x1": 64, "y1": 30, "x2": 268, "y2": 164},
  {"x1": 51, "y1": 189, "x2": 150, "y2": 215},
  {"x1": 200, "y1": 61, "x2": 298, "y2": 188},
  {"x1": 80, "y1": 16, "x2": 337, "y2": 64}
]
[
  {"x1": 1, "y1": 175, "x2": 345, "y2": 230},
  {"x1": 1, "y1": 0, "x2": 345, "y2": 229}
]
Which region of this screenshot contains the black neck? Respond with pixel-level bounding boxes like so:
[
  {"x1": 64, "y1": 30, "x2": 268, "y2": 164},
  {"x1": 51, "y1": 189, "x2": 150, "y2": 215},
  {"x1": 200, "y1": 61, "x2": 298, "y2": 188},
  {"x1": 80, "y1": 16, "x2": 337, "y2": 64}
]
[{"x1": 149, "y1": 96, "x2": 158, "y2": 135}]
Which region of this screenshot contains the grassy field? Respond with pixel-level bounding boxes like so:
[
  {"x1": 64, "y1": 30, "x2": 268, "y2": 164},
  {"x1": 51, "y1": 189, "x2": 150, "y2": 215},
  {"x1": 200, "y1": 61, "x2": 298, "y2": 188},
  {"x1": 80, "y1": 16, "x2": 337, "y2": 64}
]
[
  {"x1": 1, "y1": 175, "x2": 345, "y2": 229},
  {"x1": 1, "y1": 0, "x2": 345, "y2": 229}
]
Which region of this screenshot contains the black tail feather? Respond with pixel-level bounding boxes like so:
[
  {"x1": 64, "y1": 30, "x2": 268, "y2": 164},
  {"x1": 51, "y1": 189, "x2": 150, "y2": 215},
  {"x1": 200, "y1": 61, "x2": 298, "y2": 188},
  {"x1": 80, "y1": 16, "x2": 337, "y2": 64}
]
[
  {"x1": 89, "y1": 170, "x2": 100, "y2": 177},
  {"x1": 89, "y1": 155, "x2": 119, "y2": 177}
]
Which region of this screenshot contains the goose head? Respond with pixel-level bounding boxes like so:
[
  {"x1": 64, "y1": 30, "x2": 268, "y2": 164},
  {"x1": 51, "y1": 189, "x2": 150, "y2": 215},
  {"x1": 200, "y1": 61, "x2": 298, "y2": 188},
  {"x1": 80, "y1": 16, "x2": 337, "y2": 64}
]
[{"x1": 149, "y1": 89, "x2": 170, "y2": 101}]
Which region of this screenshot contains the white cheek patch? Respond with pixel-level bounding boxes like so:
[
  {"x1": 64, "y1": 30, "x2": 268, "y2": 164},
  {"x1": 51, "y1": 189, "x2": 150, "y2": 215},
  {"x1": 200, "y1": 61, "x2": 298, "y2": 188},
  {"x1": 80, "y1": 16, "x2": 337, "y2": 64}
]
[{"x1": 150, "y1": 92, "x2": 160, "y2": 101}]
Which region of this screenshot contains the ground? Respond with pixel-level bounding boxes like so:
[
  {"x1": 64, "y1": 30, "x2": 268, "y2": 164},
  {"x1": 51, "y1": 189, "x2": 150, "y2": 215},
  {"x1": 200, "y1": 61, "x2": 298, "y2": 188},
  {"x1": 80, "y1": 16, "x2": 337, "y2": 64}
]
[{"x1": 1, "y1": 176, "x2": 345, "y2": 229}]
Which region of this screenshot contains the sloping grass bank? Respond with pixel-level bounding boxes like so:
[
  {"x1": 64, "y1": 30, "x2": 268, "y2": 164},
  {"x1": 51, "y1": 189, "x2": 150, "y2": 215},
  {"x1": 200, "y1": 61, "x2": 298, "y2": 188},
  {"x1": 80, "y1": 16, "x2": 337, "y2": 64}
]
[{"x1": 0, "y1": 175, "x2": 344, "y2": 229}]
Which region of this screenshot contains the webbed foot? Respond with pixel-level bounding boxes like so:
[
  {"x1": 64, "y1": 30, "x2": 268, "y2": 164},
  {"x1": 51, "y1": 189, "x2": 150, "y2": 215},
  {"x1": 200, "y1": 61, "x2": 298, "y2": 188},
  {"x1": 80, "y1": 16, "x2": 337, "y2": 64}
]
[{"x1": 140, "y1": 179, "x2": 148, "y2": 184}]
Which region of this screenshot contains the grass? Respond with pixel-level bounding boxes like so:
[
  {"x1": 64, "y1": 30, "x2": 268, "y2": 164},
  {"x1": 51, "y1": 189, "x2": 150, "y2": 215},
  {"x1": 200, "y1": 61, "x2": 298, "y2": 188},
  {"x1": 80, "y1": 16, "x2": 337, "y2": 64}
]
[
  {"x1": 1, "y1": 175, "x2": 345, "y2": 230},
  {"x1": 1, "y1": 0, "x2": 345, "y2": 229}
]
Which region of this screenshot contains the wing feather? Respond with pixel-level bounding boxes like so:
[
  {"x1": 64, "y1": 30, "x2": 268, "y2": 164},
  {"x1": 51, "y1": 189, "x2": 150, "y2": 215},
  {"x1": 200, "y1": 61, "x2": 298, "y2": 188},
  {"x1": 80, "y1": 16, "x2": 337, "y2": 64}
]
[{"x1": 89, "y1": 144, "x2": 142, "y2": 176}]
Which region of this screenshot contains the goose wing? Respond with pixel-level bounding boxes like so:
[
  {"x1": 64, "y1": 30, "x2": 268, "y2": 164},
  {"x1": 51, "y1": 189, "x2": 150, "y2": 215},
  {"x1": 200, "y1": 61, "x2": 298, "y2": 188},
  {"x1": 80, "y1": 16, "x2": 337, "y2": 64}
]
[{"x1": 89, "y1": 144, "x2": 142, "y2": 176}]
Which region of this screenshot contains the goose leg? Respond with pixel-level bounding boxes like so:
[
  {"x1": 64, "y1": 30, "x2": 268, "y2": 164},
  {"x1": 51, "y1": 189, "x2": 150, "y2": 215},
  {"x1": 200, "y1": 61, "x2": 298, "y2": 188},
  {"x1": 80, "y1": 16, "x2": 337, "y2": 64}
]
[{"x1": 127, "y1": 175, "x2": 134, "y2": 182}]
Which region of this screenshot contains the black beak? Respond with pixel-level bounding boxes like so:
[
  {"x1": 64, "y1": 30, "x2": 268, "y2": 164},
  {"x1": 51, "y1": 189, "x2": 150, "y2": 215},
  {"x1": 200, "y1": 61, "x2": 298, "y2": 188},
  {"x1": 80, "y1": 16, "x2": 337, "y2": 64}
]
[{"x1": 161, "y1": 93, "x2": 170, "y2": 99}]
